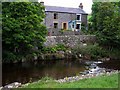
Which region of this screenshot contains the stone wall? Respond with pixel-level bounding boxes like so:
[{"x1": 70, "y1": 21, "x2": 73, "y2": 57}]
[
  {"x1": 47, "y1": 28, "x2": 83, "y2": 36},
  {"x1": 44, "y1": 35, "x2": 96, "y2": 47}
]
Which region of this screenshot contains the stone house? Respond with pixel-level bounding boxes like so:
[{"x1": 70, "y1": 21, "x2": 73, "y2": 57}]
[{"x1": 40, "y1": 2, "x2": 88, "y2": 35}]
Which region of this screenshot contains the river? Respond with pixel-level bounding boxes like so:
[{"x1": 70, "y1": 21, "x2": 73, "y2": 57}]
[{"x1": 2, "y1": 59, "x2": 120, "y2": 86}]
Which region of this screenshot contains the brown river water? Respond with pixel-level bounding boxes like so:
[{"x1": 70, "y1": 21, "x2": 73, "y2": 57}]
[{"x1": 2, "y1": 59, "x2": 120, "y2": 86}]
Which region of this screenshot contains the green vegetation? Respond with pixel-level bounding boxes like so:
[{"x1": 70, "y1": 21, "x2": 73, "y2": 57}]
[
  {"x1": 72, "y1": 44, "x2": 107, "y2": 60},
  {"x1": 59, "y1": 29, "x2": 73, "y2": 34},
  {"x1": 22, "y1": 73, "x2": 118, "y2": 88},
  {"x1": 83, "y1": 2, "x2": 120, "y2": 59},
  {"x1": 71, "y1": 42, "x2": 120, "y2": 60},
  {"x1": 90, "y1": 2, "x2": 120, "y2": 49},
  {"x1": 42, "y1": 44, "x2": 67, "y2": 53},
  {"x1": 87, "y1": 14, "x2": 91, "y2": 21},
  {"x1": 104, "y1": 48, "x2": 120, "y2": 59},
  {"x1": 59, "y1": 29, "x2": 64, "y2": 34},
  {"x1": 2, "y1": 2, "x2": 47, "y2": 63}
]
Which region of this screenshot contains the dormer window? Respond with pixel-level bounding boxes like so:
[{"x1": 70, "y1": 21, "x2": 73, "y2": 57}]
[
  {"x1": 76, "y1": 14, "x2": 81, "y2": 21},
  {"x1": 54, "y1": 13, "x2": 58, "y2": 19}
]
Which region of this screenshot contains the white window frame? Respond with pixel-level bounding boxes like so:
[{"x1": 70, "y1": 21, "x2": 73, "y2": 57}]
[
  {"x1": 76, "y1": 14, "x2": 81, "y2": 21},
  {"x1": 76, "y1": 22, "x2": 81, "y2": 30}
]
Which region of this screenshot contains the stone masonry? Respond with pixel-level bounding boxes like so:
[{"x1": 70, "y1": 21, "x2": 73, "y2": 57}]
[{"x1": 44, "y1": 35, "x2": 96, "y2": 47}]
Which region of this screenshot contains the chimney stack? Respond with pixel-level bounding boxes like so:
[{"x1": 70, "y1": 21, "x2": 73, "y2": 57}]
[
  {"x1": 40, "y1": 1, "x2": 44, "y2": 6},
  {"x1": 79, "y1": 3, "x2": 83, "y2": 9}
]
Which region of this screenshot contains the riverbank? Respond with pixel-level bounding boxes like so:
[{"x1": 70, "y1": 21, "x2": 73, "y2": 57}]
[
  {"x1": 3, "y1": 43, "x2": 120, "y2": 64},
  {"x1": 37, "y1": 43, "x2": 120, "y2": 62},
  {"x1": 22, "y1": 72, "x2": 119, "y2": 88}
]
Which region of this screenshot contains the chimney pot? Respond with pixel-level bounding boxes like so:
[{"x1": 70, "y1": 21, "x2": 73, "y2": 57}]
[{"x1": 79, "y1": 3, "x2": 83, "y2": 9}]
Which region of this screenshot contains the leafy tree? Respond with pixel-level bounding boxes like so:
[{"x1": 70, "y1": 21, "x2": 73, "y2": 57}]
[
  {"x1": 90, "y1": 2, "x2": 100, "y2": 31},
  {"x1": 2, "y1": 2, "x2": 47, "y2": 63},
  {"x1": 91, "y1": 2, "x2": 120, "y2": 50}
]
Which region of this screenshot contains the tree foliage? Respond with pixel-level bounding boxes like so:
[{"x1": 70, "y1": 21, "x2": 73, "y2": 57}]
[
  {"x1": 91, "y1": 2, "x2": 120, "y2": 49},
  {"x1": 2, "y1": 2, "x2": 47, "y2": 63},
  {"x1": 90, "y1": 2, "x2": 100, "y2": 31}
]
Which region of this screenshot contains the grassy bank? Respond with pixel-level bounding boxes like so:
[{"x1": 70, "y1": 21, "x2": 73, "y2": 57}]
[{"x1": 22, "y1": 73, "x2": 118, "y2": 88}]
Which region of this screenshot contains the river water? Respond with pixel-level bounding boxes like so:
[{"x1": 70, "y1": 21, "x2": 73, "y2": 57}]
[{"x1": 2, "y1": 59, "x2": 120, "y2": 86}]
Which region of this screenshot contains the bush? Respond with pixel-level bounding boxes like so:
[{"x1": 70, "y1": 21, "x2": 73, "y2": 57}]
[
  {"x1": 72, "y1": 44, "x2": 107, "y2": 60},
  {"x1": 42, "y1": 44, "x2": 67, "y2": 53},
  {"x1": 59, "y1": 29, "x2": 64, "y2": 34},
  {"x1": 41, "y1": 76, "x2": 54, "y2": 81}
]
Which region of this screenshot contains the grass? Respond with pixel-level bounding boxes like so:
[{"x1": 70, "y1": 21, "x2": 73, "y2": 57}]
[{"x1": 22, "y1": 73, "x2": 119, "y2": 88}]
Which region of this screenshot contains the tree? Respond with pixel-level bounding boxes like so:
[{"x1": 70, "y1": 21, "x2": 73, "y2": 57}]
[
  {"x1": 91, "y1": 2, "x2": 120, "y2": 50},
  {"x1": 2, "y1": 2, "x2": 47, "y2": 63},
  {"x1": 90, "y1": 2, "x2": 100, "y2": 31}
]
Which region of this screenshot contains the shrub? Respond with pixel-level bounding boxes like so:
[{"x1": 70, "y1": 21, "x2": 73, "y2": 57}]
[
  {"x1": 72, "y1": 43, "x2": 107, "y2": 59},
  {"x1": 42, "y1": 44, "x2": 67, "y2": 53}
]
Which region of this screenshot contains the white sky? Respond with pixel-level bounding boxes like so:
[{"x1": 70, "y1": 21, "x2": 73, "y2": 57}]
[{"x1": 38, "y1": 0, "x2": 93, "y2": 14}]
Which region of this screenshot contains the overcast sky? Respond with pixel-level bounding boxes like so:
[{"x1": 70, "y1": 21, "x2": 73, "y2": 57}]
[{"x1": 38, "y1": 0, "x2": 93, "y2": 14}]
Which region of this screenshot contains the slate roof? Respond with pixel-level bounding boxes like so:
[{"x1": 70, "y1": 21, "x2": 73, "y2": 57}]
[{"x1": 45, "y1": 5, "x2": 87, "y2": 14}]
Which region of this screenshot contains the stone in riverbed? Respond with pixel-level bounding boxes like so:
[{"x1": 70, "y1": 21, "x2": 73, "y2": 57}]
[
  {"x1": 3, "y1": 82, "x2": 21, "y2": 89},
  {"x1": 105, "y1": 69, "x2": 112, "y2": 72}
]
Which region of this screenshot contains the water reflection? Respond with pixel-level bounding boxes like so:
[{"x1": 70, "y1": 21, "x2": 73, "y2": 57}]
[{"x1": 2, "y1": 60, "x2": 86, "y2": 86}]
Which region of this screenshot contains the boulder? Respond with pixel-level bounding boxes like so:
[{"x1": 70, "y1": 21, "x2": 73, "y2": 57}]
[{"x1": 3, "y1": 82, "x2": 21, "y2": 89}]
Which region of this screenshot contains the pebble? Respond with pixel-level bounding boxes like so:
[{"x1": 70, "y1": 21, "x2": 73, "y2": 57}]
[
  {"x1": 56, "y1": 69, "x2": 119, "y2": 83},
  {"x1": 0, "y1": 87, "x2": 3, "y2": 90}
]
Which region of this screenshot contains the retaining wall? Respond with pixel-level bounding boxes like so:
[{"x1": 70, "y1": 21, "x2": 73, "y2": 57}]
[{"x1": 44, "y1": 35, "x2": 96, "y2": 47}]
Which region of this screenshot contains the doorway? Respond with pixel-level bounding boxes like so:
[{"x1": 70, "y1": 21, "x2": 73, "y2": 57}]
[{"x1": 63, "y1": 23, "x2": 67, "y2": 30}]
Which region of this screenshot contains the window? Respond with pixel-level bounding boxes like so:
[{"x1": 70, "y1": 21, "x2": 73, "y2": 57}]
[
  {"x1": 76, "y1": 14, "x2": 81, "y2": 21},
  {"x1": 54, "y1": 13, "x2": 58, "y2": 19},
  {"x1": 76, "y1": 24, "x2": 80, "y2": 29},
  {"x1": 54, "y1": 23, "x2": 58, "y2": 28}
]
